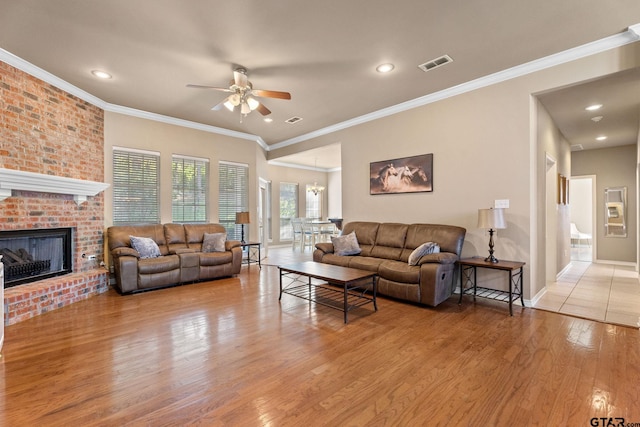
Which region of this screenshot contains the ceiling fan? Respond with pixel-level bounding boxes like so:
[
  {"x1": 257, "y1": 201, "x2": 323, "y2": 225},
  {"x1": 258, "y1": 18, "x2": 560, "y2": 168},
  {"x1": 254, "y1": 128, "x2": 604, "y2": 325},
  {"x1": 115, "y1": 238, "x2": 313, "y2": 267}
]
[{"x1": 187, "y1": 68, "x2": 291, "y2": 119}]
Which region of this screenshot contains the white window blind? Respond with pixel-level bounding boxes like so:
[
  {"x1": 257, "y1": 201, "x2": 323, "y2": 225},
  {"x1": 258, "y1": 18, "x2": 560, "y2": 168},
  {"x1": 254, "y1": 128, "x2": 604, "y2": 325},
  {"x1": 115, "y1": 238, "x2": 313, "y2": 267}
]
[
  {"x1": 305, "y1": 188, "x2": 322, "y2": 219},
  {"x1": 280, "y1": 182, "x2": 298, "y2": 240},
  {"x1": 172, "y1": 155, "x2": 209, "y2": 223},
  {"x1": 219, "y1": 161, "x2": 248, "y2": 240},
  {"x1": 112, "y1": 148, "x2": 160, "y2": 225}
]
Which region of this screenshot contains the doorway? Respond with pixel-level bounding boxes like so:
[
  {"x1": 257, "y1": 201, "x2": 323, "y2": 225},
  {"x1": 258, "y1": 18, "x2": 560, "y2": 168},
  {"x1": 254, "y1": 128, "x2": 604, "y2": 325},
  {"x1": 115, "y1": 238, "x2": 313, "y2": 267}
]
[{"x1": 569, "y1": 175, "x2": 596, "y2": 262}]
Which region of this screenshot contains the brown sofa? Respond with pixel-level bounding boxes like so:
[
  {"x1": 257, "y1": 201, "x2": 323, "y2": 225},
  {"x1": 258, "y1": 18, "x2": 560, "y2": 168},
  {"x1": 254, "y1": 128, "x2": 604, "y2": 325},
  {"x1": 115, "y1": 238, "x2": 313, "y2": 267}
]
[
  {"x1": 107, "y1": 223, "x2": 242, "y2": 294},
  {"x1": 313, "y1": 222, "x2": 466, "y2": 306}
]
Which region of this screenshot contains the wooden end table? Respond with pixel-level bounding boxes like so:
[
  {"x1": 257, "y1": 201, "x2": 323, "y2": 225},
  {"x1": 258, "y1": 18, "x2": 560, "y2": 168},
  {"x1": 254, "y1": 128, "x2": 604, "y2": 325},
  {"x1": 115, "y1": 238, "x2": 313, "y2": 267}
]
[{"x1": 458, "y1": 257, "x2": 525, "y2": 316}]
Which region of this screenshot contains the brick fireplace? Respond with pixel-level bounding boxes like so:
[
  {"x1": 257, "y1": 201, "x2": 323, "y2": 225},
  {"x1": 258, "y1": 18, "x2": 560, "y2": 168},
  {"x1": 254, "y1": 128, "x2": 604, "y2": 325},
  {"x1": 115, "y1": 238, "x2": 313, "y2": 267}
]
[{"x1": 1, "y1": 60, "x2": 109, "y2": 326}]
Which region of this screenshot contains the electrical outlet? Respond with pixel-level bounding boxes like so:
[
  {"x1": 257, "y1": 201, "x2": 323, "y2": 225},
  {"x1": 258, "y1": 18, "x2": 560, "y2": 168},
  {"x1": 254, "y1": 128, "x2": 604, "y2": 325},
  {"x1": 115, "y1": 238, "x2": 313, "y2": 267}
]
[{"x1": 495, "y1": 199, "x2": 510, "y2": 209}]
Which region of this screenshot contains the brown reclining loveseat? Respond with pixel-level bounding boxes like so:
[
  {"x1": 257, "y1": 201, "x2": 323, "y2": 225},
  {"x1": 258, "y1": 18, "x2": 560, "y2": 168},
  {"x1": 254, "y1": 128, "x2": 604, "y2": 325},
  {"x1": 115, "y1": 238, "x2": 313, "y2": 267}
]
[{"x1": 107, "y1": 223, "x2": 242, "y2": 294}]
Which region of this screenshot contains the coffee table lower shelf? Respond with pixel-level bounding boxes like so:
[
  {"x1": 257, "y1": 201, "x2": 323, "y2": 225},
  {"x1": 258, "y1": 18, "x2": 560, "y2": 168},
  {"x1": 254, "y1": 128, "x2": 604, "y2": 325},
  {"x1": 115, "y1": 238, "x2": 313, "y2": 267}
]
[{"x1": 279, "y1": 262, "x2": 378, "y2": 323}]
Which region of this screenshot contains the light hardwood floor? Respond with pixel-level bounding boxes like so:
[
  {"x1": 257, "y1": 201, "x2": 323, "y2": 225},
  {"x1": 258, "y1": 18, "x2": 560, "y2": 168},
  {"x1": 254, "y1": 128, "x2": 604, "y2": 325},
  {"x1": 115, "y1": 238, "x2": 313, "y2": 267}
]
[{"x1": 1, "y1": 246, "x2": 639, "y2": 426}]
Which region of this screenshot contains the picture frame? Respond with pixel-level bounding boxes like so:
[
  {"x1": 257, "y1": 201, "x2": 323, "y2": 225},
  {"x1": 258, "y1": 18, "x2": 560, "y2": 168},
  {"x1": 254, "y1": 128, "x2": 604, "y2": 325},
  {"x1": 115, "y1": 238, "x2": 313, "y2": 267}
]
[{"x1": 370, "y1": 153, "x2": 433, "y2": 195}]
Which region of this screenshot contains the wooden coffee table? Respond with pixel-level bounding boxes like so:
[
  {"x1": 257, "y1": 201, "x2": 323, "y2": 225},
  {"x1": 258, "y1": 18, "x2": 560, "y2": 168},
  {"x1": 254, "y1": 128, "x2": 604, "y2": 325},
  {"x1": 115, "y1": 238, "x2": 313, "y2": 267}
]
[{"x1": 278, "y1": 261, "x2": 378, "y2": 323}]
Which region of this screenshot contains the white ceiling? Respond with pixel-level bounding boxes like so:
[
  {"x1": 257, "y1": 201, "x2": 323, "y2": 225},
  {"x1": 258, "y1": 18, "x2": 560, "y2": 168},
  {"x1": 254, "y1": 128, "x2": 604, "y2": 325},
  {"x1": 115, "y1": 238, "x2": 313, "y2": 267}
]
[{"x1": 1, "y1": 1, "x2": 640, "y2": 170}]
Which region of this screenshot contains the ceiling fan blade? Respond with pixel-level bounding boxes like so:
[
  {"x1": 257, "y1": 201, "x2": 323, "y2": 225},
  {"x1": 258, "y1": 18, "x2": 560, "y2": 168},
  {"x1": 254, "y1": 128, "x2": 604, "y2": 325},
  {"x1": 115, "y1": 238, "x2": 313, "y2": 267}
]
[
  {"x1": 186, "y1": 84, "x2": 232, "y2": 92},
  {"x1": 256, "y1": 103, "x2": 271, "y2": 116},
  {"x1": 233, "y1": 70, "x2": 248, "y2": 88},
  {"x1": 252, "y1": 89, "x2": 291, "y2": 100}
]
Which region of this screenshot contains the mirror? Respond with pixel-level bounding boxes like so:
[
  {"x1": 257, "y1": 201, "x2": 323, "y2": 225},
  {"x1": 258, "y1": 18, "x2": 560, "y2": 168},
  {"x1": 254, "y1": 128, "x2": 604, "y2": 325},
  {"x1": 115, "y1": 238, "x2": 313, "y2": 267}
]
[{"x1": 604, "y1": 186, "x2": 627, "y2": 237}]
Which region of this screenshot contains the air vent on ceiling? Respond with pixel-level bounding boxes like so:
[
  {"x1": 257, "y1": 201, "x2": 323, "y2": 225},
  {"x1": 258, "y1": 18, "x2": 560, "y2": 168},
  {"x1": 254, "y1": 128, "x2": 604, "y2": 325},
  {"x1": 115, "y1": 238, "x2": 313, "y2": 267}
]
[
  {"x1": 418, "y1": 55, "x2": 453, "y2": 72},
  {"x1": 571, "y1": 144, "x2": 584, "y2": 151},
  {"x1": 285, "y1": 116, "x2": 303, "y2": 124}
]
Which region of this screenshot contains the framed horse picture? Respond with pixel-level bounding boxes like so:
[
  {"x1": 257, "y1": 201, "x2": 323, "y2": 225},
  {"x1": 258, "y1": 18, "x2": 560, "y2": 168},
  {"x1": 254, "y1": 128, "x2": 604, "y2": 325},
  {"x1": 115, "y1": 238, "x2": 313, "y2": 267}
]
[{"x1": 370, "y1": 153, "x2": 433, "y2": 195}]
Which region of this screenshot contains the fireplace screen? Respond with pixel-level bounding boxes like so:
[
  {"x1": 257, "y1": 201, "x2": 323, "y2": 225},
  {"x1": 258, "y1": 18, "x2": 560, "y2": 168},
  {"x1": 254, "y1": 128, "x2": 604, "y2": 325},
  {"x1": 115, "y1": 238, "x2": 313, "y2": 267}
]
[{"x1": 0, "y1": 228, "x2": 72, "y2": 288}]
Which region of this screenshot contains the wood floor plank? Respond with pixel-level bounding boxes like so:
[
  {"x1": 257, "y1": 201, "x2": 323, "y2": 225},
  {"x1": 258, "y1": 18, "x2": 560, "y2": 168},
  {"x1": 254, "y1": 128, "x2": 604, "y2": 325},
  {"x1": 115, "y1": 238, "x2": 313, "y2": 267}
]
[{"x1": 1, "y1": 248, "x2": 640, "y2": 426}]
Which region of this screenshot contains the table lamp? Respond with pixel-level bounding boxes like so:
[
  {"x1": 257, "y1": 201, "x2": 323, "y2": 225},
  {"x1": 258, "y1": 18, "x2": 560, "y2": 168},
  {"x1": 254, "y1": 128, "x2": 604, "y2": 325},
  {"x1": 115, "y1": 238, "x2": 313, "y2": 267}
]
[
  {"x1": 235, "y1": 211, "x2": 250, "y2": 244},
  {"x1": 477, "y1": 208, "x2": 506, "y2": 263}
]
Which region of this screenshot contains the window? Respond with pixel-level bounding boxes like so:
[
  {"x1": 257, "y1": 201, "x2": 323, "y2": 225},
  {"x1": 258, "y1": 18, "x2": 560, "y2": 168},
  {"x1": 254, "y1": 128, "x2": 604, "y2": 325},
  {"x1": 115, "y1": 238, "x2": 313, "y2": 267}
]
[
  {"x1": 280, "y1": 182, "x2": 298, "y2": 240},
  {"x1": 219, "y1": 161, "x2": 248, "y2": 241},
  {"x1": 172, "y1": 155, "x2": 209, "y2": 223},
  {"x1": 305, "y1": 187, "x2": 322, "y2": 219},
  {"x1": 112, "y1": 148, "x2": 160, "y2": 225}
]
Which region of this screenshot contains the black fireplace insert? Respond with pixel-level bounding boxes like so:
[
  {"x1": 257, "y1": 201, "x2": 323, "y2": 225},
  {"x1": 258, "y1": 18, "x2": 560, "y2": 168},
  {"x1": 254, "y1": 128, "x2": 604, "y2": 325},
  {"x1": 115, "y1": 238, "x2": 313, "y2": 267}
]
[{"x1": 0, "y1": 228, "x2": 73, "y2": 288}]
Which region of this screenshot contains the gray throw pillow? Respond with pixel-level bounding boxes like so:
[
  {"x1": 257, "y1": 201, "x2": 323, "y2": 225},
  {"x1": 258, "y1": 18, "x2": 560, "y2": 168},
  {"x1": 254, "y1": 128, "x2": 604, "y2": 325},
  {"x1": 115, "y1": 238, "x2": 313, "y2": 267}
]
[
  {"x1": 129, "y1": 235, "x2": 161, "y2": 259},
  {"x1": 408, "y1": 242, "x2": 440, "y2": 266},
  {"x1": 331, "y1": 231, "x2": 362, "y2": 256},
  {"x1": 202, "y1": 232, "x2": 227, "y2": 253}
]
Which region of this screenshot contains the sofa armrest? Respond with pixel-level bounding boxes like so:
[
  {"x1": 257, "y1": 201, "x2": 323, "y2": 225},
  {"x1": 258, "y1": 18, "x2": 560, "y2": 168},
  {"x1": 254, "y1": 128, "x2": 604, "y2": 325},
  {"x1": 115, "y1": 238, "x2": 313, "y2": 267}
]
[
  {"x1": 226, "y1": 240, "x2": 241, "y2": 250},
  {"x1": 315, "y1": 242, "x2": 334, "y2": 254},
  {"x1": 111, "y1": 247, "x2": 140, "y2": 258},
  {"x1": 416, "y1": 252, "x2": 458, "y2": 265}
]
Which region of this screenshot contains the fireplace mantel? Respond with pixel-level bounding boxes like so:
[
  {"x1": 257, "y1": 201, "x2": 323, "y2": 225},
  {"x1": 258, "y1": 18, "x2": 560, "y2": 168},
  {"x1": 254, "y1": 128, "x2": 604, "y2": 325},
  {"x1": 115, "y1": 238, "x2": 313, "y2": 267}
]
[{"x1": 0, "y1": 168, "x2": 109, "y2": 205}]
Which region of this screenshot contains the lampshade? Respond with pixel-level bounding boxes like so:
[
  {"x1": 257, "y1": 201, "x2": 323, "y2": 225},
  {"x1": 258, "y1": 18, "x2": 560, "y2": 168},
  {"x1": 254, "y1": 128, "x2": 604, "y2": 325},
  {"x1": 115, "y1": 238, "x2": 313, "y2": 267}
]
[
  {"x1": 477, "y1": 208, "x2": 506, "y2": 230},
  {"x1": 246, "y1": 96, "x2": 260, "y2": 111},
  {"x1": 235, "y1": 211, "x2": 250, "y2": 224}
]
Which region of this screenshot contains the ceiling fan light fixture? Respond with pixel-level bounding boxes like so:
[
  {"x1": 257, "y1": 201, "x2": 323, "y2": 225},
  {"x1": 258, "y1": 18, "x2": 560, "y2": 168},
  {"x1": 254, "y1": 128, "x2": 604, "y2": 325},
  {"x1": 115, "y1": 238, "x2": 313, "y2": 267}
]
[
  {"x1": 241, "y1": 102, "x2": 251, "y2": 115},
  {"x1": 246, "y1": 96, "x2": 260, "y2": 111},
  {"x1": 223, "y1": 99, "x2": 235, "y2": 111}
]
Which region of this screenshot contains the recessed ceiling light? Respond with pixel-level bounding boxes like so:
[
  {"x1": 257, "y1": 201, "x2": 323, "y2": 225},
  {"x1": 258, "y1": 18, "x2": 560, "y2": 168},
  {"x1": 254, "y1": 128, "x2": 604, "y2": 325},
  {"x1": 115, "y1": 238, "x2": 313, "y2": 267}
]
[
  {"x1": 591, "y1": 116, "x2": 603, "y2": 122},
  {"x1": 263, "y1": 117, "x2": 273, "y2": 123},
  {"x1": 91, "y1": 70, "x2": 112, "y2": 79},
  {"x1": 596, "y1": 135, "x2": 607, "y2": 141},
  {"x1": 376, "y1": 63, "x2": 395, "y2": 73},
  {"x1": 585, "y1": 104, "x2": 603, "y2": 111}
]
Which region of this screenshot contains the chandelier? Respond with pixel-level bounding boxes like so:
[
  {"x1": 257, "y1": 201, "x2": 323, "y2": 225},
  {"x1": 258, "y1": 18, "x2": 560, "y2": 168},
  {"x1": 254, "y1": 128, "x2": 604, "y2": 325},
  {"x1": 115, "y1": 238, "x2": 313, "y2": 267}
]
[{"x1": 307, "y1": 158, "x2": 325, "y2": 195}]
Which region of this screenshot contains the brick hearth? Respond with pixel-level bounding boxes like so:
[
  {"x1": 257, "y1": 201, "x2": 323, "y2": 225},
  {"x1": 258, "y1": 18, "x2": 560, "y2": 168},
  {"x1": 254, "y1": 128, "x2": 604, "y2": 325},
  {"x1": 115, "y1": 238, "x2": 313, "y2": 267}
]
[{"x1": 4, "y1": 270, "x2": 108, "y2": 326}]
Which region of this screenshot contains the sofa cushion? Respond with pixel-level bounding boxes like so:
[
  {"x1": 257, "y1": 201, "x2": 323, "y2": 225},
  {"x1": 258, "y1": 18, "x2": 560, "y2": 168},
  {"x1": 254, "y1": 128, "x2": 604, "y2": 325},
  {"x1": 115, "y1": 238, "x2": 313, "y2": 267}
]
[
  {"x1": 408, "y1": 242, "x2": 440, "y2": 266},
  {"x1": 378, "y1": 260, "x2": 420, "y2": 283},
  {"x1": 202, "y1": 232, "x2": 227, "y2": 253},
  {"x1": 331, "y1": 232, "x2": 362, "y2": 256},
  {"x1": 129, "y1": 236, "x2": 161, "y2": 259},
  {"x1": 348, "y1": 256, "x2": 384, "y2": 273},
  {"x1": 137, "y1": 254, "x2": 180, "y2": 273},
  {"x1": 199, "y1": 251, "x2": 233, "y2": 266}
]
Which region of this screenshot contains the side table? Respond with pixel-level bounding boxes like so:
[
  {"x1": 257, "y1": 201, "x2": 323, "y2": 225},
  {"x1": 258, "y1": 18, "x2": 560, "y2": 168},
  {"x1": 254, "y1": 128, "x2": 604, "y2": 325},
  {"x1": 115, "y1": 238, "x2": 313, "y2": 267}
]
[
  {"x1": 458, "y1": 257, "x2": 525, "y2": 316},
  {"x1": 240, "y1": 241, "x2": 261, "y2": 268}
]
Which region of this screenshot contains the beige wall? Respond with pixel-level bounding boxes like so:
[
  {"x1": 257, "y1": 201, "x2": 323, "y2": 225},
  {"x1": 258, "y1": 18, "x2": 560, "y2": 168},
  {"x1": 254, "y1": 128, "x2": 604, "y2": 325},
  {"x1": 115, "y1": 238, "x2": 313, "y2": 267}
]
[
  {"x1": 536, "y1": 100, "x2": 572, "y2": 287},
  {"x1": 572, "y1": 144, "x2": 637, "y2": 263},
  {"x1": 104, "y1": 112, "x2": 266, "y2": 242}
]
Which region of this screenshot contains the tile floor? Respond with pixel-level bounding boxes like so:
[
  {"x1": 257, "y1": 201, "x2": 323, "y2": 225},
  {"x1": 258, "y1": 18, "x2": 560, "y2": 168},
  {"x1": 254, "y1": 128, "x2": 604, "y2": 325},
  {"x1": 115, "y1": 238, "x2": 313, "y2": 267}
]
[{"x1": 534, "y1": 246, "x2": 640, "y2": 328}]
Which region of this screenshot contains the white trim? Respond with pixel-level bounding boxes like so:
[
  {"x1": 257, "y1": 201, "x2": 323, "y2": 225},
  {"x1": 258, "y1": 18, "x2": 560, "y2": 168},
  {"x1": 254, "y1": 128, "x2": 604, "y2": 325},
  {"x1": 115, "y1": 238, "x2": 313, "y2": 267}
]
[
  {"x1": 172, "y1": 153, "x2": 210, "y2": 162},
  {"x1": 219, "y1": 160, "x2": 249, "y2": 167},
  {"x1": 0, "y1": 168, "x2": 109, "y2": 205},
  {"x1": 113, "y1": 146, "x2": 160, "y2": 156},
  {"x1": 268, "y1": 160, "x2": 328, "y2": 172}
]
